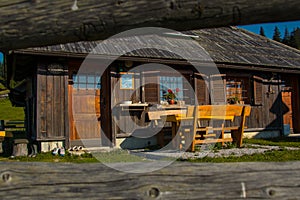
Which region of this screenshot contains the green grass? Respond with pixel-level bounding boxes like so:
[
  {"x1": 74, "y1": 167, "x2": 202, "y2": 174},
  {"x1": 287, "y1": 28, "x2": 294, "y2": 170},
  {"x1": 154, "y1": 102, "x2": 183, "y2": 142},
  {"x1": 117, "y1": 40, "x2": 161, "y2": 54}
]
[
  {"x1": 185, "y1": 137, "x2": 300, "y2": 163},
  {"x1": 243, "y1": 137, "x2": 300, "y2": 148},
  {"x1": 0, "y1": 98, "x2": 25, "y2": 120},
  {"x1": 3, "y1": 149, "x2": 146, "y2": 163},
  {"x1": 187, "y1": 149, "x2": 300, "y2": 163},
  {"x1": 5, "y1": 151, "x2": 99, "y2": 163}
]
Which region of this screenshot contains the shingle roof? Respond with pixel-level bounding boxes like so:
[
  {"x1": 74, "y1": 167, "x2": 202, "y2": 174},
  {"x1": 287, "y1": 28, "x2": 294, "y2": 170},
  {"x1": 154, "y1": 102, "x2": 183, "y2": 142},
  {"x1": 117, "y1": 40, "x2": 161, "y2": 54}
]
[
  {"x1": 15, "y1": 27, "x2": 300, "y2": 70},
  {"x1": 191, "y1": 27, "x2": 300, "y2": 68}
]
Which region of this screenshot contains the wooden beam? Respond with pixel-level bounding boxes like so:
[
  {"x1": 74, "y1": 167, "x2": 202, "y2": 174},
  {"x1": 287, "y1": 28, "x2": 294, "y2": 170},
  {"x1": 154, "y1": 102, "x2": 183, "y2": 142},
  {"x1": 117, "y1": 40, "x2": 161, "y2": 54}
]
[
  {"x1": 1, "y1": 0, "x2": 300, "y2": 50},
  {"x1": 0, "y1": 161, "x2": 300, "y2": 199}
]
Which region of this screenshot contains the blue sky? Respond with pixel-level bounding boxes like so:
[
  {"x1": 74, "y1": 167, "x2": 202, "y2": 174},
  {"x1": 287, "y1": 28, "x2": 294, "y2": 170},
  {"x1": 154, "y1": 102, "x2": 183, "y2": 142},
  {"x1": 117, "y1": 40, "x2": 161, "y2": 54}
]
[{"x1": 239, "y1": 20, "x2": 300, "y2": 39}]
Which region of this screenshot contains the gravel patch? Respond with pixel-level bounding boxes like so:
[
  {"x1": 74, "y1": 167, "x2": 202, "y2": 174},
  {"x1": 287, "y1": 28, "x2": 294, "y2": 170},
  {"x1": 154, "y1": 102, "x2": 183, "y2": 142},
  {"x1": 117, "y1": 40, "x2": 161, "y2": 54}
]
[{"x1": 134, "y1": 144, "x2": 300, "y2": 160}]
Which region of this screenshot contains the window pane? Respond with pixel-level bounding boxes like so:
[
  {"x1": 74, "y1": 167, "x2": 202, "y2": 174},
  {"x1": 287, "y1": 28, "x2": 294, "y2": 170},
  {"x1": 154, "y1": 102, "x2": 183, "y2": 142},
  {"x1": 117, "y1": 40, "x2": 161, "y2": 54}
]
[
  {"x1": 78, "y1": 76, "x2": 86, "y2": 83},
  {"x1": 159, "y1": 76, "x2": 183, "y2": 101},
  {"x1": 73, "y1": 74, "x2": 101, "y2": 90}
]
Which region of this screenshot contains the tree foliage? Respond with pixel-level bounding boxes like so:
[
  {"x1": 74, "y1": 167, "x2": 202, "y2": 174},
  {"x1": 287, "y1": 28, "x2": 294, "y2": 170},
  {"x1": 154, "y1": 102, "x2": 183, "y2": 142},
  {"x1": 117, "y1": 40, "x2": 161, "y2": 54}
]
[
  {"x1": 282, "y1": 27, "x2": 291, "y2": 46},
  {"x1": 259, "y1": 27, "x2": 266, "y2": 37},
  {"x1": 290, "y1": 27, "x2": 300, "y2": 49},
  {"x1": 273, "y1": 26, "x2": 282, "y2": 42},
  {"x1": 272, "y1": 26, "x2": 300, "y2": 50}
]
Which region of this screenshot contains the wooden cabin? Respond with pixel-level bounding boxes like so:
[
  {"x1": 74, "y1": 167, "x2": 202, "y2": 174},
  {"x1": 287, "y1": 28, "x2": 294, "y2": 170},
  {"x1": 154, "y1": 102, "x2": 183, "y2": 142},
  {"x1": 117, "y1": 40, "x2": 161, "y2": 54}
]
[{"x1": 5, "y1": 27, "x2": 300, "y2": 150}]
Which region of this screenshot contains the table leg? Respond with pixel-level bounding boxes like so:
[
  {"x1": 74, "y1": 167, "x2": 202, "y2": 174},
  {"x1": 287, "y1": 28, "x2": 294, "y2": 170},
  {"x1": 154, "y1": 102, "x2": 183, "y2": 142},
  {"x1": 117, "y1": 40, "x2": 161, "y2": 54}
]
[{"x1": 171, "y1": 121, "x2": 181, "y2": 150}]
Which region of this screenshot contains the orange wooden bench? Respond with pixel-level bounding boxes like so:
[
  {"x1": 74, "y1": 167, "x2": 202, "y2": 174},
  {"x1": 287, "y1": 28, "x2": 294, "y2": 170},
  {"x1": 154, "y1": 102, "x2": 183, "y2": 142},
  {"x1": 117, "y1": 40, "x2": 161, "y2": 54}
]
[
  {"x1": 164, "y1": 105, "x2": 251, "y2": 151},
  {"x1": 185, "y1": 105, "x2": 251, "y2": 151}
]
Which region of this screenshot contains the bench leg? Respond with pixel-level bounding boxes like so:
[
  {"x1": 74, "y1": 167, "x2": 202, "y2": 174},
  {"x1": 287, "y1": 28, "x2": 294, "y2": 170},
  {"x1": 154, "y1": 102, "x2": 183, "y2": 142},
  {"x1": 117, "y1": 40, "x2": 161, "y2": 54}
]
[{"x1": 231, "y1": 130, "x2": 243, "y2": 147}]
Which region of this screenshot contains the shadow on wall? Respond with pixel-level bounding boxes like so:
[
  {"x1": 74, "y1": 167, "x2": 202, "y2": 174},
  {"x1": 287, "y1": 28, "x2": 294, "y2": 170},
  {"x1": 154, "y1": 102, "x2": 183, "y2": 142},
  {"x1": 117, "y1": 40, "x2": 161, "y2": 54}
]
[{"x1": 266, "y1": 93, "x2": 289, "y2": 131}]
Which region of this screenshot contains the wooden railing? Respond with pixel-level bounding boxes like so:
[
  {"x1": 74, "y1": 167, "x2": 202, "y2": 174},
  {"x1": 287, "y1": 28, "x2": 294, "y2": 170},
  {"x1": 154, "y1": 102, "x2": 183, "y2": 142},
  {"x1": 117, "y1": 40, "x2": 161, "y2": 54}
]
[
  {"x1": 0, "y1": 120, "x2": 25, "y2": 138},
  {"x1": 0, "y1": 161, "x2": 299, "y2": 199}
]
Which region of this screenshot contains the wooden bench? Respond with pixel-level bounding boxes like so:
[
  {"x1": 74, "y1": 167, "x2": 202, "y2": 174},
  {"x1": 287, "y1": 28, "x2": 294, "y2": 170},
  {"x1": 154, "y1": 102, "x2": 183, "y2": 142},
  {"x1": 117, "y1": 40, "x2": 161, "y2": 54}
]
[
  {"x1": 187, "y1": 105, "x2": 251, "y2": 151},
  {"x1": 0, "y1": 120, "x2": 26, "y2": 155},
  {"x1": 147, "y1": 105, "x2": 251, "y2": 151}
]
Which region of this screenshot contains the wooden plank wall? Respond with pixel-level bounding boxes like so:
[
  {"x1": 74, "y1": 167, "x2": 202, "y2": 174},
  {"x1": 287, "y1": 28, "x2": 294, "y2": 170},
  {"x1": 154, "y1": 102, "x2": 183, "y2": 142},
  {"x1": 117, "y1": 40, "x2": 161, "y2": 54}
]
[
  {"x1": 111, "y1": 71, "x2": 145, "y2": 136},
  {"x1": 248, "y1": 75, "x2": 282, "y2": 130},
  {"x1": 215, "y1": 69, "x2": 283, "y2": 131},
  {"x1": 69, "y1": 88, "x2": 101, "y2": 140},
  {"x1": 36, "y1": 64, "x2": 68, "y2": 141}
]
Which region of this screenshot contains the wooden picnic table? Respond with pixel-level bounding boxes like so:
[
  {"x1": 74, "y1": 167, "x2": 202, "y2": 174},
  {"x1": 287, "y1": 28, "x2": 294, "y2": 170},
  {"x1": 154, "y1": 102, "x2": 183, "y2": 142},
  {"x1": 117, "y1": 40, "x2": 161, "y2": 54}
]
[{"x1": 148, "y1": 105, "x2": 251, "y2": 151}]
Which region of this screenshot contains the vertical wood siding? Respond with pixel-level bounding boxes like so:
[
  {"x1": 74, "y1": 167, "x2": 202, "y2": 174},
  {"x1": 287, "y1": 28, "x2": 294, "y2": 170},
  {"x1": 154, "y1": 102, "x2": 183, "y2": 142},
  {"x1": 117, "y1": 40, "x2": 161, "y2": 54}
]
[
  {"x1": 36, "y1": 64, "x2": 68, "y2": 140},
  {"x1": 111, "y1": 71, "x2": 147, "y2": 136},
  {"x1": 69, "y1": 89, "x2": 101, "y2": 140}
]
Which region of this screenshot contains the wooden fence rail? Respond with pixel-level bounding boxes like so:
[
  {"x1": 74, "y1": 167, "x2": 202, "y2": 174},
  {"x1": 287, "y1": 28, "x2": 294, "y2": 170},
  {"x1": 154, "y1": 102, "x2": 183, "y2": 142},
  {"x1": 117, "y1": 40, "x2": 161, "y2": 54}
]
[
  {"x1": 1, "y1": 0, "x2": 300, "y2": 50},
  {"x1": 0, "y1": 161, "x2": 299, "y2": 199}
]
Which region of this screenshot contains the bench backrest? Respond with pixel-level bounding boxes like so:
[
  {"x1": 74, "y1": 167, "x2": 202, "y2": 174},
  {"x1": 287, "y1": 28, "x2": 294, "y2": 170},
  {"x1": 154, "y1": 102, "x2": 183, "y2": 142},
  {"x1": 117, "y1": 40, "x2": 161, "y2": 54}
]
[
  {"x1": 191, "y1": 105, "x2": 251, "y2": 131},
  {"x1": 196, "y1": 105, "x2": 251, "y2": 118}
]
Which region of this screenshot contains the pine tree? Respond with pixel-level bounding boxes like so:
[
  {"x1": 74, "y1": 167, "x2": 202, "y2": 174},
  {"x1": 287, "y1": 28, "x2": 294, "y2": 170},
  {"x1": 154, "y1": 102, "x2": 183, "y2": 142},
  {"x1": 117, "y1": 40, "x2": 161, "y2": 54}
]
[
  {"x1": 273, "y1": 26, "x2": 282, "y2": 42},
  {"x1": 290, "y1": 27, "x2": 300, "y2": 49},
  {"x1": 282, "y1": 27, "x2": 291, "y2": 46},
  {"x1": 259, "y1": 27, "x2": 266, "y2": 37}
]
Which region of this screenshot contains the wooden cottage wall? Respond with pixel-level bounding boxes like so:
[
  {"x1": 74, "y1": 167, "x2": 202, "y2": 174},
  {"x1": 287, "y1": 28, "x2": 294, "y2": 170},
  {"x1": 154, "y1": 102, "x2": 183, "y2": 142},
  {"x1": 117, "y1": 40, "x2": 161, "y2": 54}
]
[
  {"x1": 111, "y1": 72, "x2": 141, "y2": 105},
  {"x1": 194, "y1": 73, "x2": 209, "y2": 105},
  {"x1": 219, "y1": 68, "x2": 297, "y2": 132},
  {"x1": 35, "y1": 64, "x2": 69, "y2": 142},
  {"x1": 143, "y1": 71, "x2": 160, "y2": 104},
  {"x1": 111, "y1": 69, "x2": 143, "y2": 136},
  {"x1": 248, "y1": 77, "x2": 281, "y2": 130}
]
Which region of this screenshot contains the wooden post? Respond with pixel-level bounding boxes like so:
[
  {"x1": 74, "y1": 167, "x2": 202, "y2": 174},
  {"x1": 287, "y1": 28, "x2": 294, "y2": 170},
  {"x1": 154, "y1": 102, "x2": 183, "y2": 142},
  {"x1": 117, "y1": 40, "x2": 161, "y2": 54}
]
[{"x1": 12, "y1": 139, "x2": 29, "y2": 157}]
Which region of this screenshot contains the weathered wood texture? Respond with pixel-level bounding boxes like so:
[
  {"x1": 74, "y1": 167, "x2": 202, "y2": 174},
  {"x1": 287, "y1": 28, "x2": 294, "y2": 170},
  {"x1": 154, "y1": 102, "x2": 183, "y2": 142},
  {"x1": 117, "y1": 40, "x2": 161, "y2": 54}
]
[
  {"x1": 12, "y1": 139, "x2": 28, "y2": 157},
  {"x1": 1, "y1": 0, "x2": 300, "y2": 50},
  {"x1": 70, "y1": 89, "x2": 101, "y2": 140},
  {"x1": 0, "y1": 161, "x2": 300, "y2": 199},
  {"x1": 111, "y1": 71, "x2": 148, "y2": 136},
  {"x1": 36, "y1": 64, "x2": 69, "y2": 141}
]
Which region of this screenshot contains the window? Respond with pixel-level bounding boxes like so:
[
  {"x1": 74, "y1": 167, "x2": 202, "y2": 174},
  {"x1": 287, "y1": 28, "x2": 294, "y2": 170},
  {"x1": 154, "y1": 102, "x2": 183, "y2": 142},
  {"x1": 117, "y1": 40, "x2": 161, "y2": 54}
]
[
  {"x1": 159, "y1": 76, "x2": 183, "y2": 101},
  {"x1": 73, "y1": 74, "x2": 101, "y2": 90},
  {"x1": 226, "y1": 77, "x2": 249, "y2": 104}
]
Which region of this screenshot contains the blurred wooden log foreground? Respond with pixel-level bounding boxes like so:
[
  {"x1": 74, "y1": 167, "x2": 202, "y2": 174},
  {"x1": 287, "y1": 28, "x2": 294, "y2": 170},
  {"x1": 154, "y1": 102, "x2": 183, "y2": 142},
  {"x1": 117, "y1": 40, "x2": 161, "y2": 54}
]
[
  {"x1": 1, "y1": 0, "x2": 300, "y2": 50},
  {"x1": 0, "y1": 161, "x2": 300, "y2": 199}
]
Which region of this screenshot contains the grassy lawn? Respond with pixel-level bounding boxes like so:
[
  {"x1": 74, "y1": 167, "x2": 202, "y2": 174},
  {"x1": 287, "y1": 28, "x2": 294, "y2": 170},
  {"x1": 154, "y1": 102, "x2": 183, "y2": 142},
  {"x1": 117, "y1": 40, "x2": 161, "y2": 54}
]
[
  {"x1": 187, "y1": 149, "x2": 300, "y2": 163},
  {"x1": 0, "y1": 137, "x2": 299, "y2": 163},
  {"x1": 2, "y1": 149, "x2": 146, "y2": 163},
  {"x1": 243, "y1": 137, "x2": 300, "y2": 148},
  {"x1": 187, "y1": 137, "x2": 300, "y2": 163},
  {"x1": 0, "y1": 98, "x2": 25, "y2": 120}
]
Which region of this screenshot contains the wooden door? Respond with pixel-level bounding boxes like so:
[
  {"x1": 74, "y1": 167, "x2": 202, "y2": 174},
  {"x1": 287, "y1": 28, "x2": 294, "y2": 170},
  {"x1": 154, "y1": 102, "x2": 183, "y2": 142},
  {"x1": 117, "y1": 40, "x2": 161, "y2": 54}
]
[
  {"x1": 70, "y1": 89, "x2": 101, "y2": 140},
  {"x1": 36, "y1": 64, "x2": 69, "y2": 141}
]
